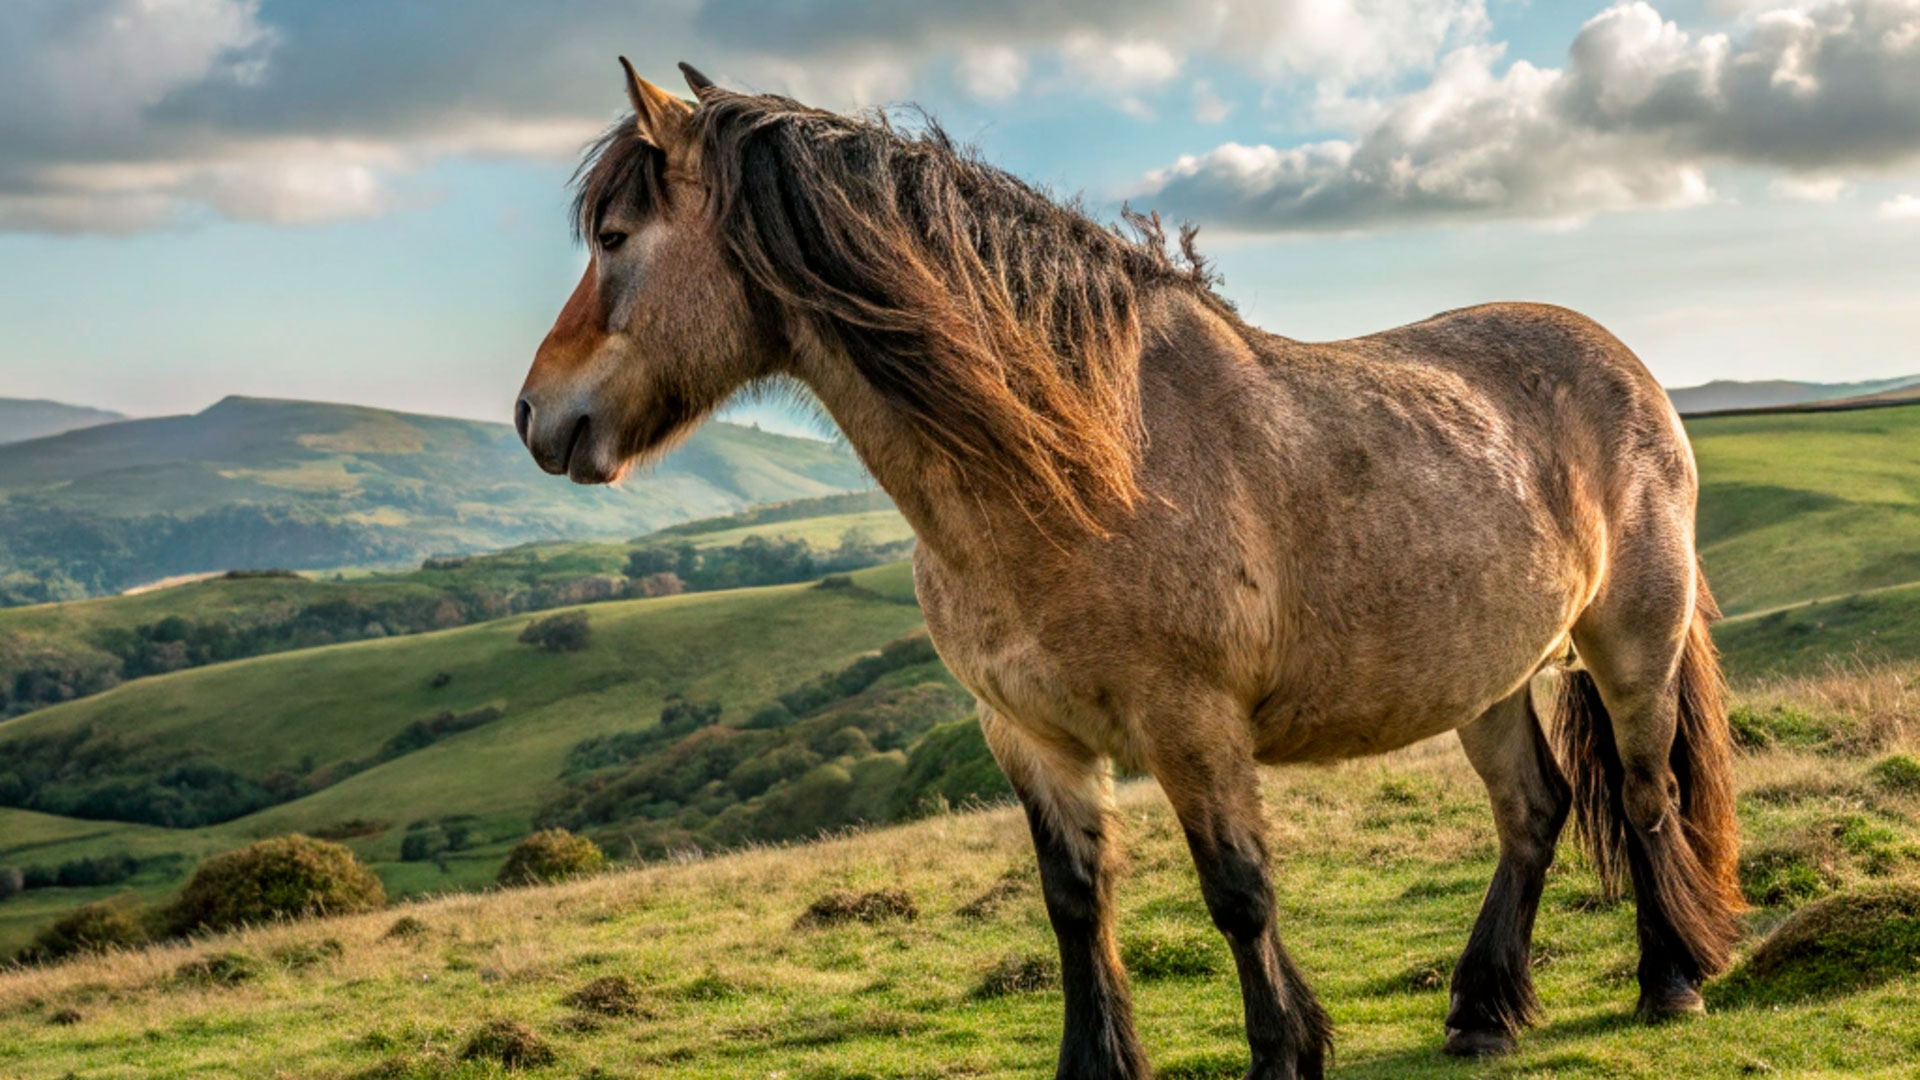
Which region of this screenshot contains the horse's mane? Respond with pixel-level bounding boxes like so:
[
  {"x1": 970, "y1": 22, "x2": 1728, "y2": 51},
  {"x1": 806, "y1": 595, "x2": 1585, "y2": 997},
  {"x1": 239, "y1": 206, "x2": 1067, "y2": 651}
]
[{"x1": 575, "y1": 92, "x2": 1221, "y2": 531}]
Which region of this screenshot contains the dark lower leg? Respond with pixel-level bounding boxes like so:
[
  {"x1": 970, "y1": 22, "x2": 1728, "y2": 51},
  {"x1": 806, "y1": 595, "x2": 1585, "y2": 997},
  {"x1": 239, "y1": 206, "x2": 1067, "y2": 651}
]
[
  {"x1": 1448, "y1": 692, "x2": 1571, "y2": 1055},
  {"x1": 1186, "y1": 827, "x2": 1331, "y2": 1080},
  {"x1": 1624, "y1": 810, "x2": 1709, "y2": 1018},
  {"x1": 1024, "y1": 800, "x2": 1149, "y2": 1080}
]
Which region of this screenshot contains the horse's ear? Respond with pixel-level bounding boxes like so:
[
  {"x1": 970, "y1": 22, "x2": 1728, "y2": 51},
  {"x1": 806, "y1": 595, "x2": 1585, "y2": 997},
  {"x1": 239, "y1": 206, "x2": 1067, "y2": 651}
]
[
  {"x1": 618, "y1": 57, "x2": 692, "y2": 151},
  {"x1": 678, "y1": 62, "x2": 719, "y2": 101}
]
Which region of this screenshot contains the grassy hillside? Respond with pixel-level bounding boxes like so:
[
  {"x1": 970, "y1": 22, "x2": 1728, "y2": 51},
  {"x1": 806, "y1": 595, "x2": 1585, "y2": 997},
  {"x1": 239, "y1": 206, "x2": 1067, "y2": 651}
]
[
  {"x1": 0, "y1": 399, "x2": 123, "y2": 445},
  {"x1": 1689, "y1": 403, "x2": 1920, "y2": 616},
  {"x1": 4, "y1": 687, "x2": 1918, "y2": 1079},
  {"x1": 0, "y1": 396, "x2": 871, "y2": 604},
  {"x1": 0, "y1": 491, "x2": 909, "y2": 719},
  {"x1": 0, "y1": 563, "x2": 933, "y2": 952}
]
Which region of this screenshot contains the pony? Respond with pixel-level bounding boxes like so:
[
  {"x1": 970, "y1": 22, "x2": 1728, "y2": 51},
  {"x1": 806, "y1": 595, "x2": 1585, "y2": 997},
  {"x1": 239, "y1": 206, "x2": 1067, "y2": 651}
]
[{"x1": 516, "y1": 61, "x2": 1742, "y2": 1080}]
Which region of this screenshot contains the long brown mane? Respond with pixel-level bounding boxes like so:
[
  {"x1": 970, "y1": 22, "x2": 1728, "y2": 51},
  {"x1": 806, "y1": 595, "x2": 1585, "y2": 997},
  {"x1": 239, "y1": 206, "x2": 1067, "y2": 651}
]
[{"x1": 574, "y1": 93, "x2": 1221, "y2": 530}]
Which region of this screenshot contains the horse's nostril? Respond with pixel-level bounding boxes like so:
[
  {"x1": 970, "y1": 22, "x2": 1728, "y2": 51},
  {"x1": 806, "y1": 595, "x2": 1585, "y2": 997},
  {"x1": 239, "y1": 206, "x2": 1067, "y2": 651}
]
[{"x1": 514, "y1": 398, "x2": 533, "y2": 444}]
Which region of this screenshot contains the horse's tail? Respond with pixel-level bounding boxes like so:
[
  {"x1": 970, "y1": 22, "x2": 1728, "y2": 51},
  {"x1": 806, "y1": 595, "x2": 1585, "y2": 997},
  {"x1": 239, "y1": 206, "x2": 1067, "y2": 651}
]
[{"x1": 1554, "y1": 575, "x2": 1743, "y2": 978}]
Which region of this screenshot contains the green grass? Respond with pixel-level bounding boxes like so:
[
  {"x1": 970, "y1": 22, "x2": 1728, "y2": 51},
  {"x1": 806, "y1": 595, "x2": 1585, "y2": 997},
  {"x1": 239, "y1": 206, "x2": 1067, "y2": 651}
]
[
  {"x1": 1689, "y1": 404, "x2": 1920, "y2": 616},
  {"x1": 5, "y1": 729, "x2": 1919, "y2": 1079},
  {"x1": 0, "y1": 563, "x2": 925, "y2": 953}
]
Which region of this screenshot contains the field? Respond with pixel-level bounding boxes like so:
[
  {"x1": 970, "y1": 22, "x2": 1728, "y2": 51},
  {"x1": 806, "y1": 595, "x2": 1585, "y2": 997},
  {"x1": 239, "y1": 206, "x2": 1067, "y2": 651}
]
[
  {"x1": 3, "y1": 672, "x2": 1918, "y2": 1079},
  {"x1": 0, "y1": 562, "x2": 928, "y2": 953}
]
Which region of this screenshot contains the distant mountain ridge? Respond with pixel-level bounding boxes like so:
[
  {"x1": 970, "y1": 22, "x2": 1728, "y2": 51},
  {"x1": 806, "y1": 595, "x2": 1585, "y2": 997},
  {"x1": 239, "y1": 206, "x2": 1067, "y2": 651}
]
[
  {"x1": 0, "y1": 396, "x2": 870, "y2": 604},
  {"x1": 0, "y1": 399, "x2": 124, "y2": 444},
  {"x1": 1667, "y1": 375, "x2": 1920, "y2": 415}
]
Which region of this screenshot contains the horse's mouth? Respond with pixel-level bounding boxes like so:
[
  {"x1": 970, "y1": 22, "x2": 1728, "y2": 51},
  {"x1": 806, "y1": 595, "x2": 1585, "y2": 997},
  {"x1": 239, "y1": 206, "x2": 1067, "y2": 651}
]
[{"x1": 562, "y1": 416, "x2": 612, "y2": 484}]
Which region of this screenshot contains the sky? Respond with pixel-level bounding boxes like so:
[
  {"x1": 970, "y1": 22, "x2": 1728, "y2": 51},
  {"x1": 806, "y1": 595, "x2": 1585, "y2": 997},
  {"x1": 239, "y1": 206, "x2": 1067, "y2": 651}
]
[{"x1": 2, "y1": 0, "x2": 1919, "y2": 435}]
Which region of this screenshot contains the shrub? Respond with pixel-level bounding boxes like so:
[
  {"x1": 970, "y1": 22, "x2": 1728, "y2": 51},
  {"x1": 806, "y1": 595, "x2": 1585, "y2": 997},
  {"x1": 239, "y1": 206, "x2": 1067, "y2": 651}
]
[
  {"x1": 794, "y1": 888, "x2": 918, "y2": 929},
  {"x1": 383, "y1": 915, "x2": 430, "y2": 940},
  {"x1": 519, "y1": 611, "x2": 591, "y2": 653},
  {"x1": 0, "y1": 865, "x2": 22, "y2": 901},
  {"x1": 400, "y1": 830, "x2": 444, "y2": 862},
  {"x1": 26, "y1": 899, "x2": 147, "y2": 961},
  {"x1": 169, "y1": 835, "x2": 385, "y2": 934},
  {"x1": 496, "y1": 829, "x2": 606, "y2": 887}
]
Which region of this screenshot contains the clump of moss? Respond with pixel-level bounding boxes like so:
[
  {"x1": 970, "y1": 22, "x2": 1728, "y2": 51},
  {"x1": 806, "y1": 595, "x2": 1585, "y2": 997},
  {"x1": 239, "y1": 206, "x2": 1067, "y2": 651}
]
[
  {"x1": 1740, "y1": 845, "x2": 1840, "y2": 907},
  {"x1": 169, "y1": 835, "x2": 384, "y2": 935},
  {"x1": 1121, "y1": 932, "x2": 1225, "y2": 980},
  {"x1": 1728, "y1": 703, "x2": 1854, "y2": 752},
  {"x1": 562, "y1": 975, "x2": 642, "y2": 1017},
  {"x1": 1369, "y1": 955, "x2": 1452, "y2": 995},
  {"x1": 23, "y1": 899, "x2": 147, "y2": 962},
  {"x1": 461, "y1": 1018, "x2": 555, "y2": 1069},
  {"x1": 1868, "y1": 753, "x2": 1920, "y2": 795},
  {"x1": 1713, "y1": 885, "x2": 1920, "y2": 1006},
  {"x1": 174, "y1": 951, "x2": 258, "y2": 987},
  {"x1": 971, "y1": 952, "x2": 1058, "y2": 999},
  {"x1": 496, "y1": 828, "x2": 606, "y2": 888},
  {"x1": 794, "y1": 887, "x2": 918, "y2": 929}
]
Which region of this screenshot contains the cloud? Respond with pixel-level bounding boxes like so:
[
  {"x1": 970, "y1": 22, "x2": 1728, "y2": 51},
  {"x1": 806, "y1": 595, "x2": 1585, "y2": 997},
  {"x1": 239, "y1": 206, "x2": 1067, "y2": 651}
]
[
  {"x1": 1192, "y1": 79, "x2": 1233, "y2": 124},
  {"x1": 1883, "y1": 193, "x2": 1920, "y2": 217},
  {"x1": 1143, "y1": 0, "x2": 1920, "y2": 232},
  {"x1": 0, "y1": 0, "x2": 1494, "y2": 233}
]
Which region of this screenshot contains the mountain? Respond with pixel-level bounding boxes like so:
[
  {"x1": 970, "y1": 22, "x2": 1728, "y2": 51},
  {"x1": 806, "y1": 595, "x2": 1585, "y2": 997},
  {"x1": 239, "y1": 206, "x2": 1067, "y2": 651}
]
[
  {"x1": 1667, "y1": 375, "x2": 1920, "y2": 415},
  {"x1": 0, "y1": 396, "x2": 871, "y2": 604},
  {"x1": 0, "y1": 399, "x2": 124, "y2": 445}
]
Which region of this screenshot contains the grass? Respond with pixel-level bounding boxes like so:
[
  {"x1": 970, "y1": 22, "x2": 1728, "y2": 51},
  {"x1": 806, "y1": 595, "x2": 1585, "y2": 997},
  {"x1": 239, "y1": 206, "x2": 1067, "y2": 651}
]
[
  {"x1": 0, "y1": 563, "x2": 926, "y2": 953},
  {"x1": 4, "y1": 710, "x2": 1919, "y2": 1079}
]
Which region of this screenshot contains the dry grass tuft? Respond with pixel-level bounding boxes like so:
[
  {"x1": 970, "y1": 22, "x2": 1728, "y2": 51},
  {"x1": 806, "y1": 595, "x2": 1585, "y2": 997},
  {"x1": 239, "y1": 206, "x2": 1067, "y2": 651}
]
[
  {"x1": 461, "y1": 1017, "x2": 555, "y2": 1069},
  {"x1": 955, "y1": 870, "x2": 1028, "y2": 920},
  {"x1": 970, "y1": 952, "x2": 1058, "y2": 999},
  {"x1": 794, "y1": 887, "x2": 918, "y2": 929},
  {"x1": 561, "y1": 974, "x2": 643, "y2": 1017},
  {"x1": 1713, "y1": 885, "x2": 1920, "y2": 1006},
  {"x1": 381, "y1": 916, "x2": 429, "y2": 941}
]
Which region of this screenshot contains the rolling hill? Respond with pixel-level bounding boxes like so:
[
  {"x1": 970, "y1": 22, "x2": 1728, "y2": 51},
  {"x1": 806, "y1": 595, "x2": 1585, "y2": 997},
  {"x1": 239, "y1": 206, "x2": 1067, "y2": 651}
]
[
  {"x1": 1669, "y1": 374, "x2": 1920, "y2": 415},
  {"x1": 0, "y1": 400, "x2": 124, "y2": 445},
  {"x1": 0, "y1": 396, "x2": 871, "y2": 605}
]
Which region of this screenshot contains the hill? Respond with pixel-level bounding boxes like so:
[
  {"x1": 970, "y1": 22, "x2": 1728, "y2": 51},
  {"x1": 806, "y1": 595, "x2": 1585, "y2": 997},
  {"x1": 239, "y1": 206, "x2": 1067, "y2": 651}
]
[
  {"x1": 0, "y1": 400, "x2": 124, "y2": 445},
  {"x1": 0, "y1": 562, "x2": 990, "y2": 953},
  {"x1": 1669, "y1": 374, "x2": 1920, "y2": 415},
  {"x1": 0, "y1": 490, "x2": 909, "y2": 719},
  {"x1": 4, "y1": 690, "x2": 1918, "y2": 1078},
  {"x1": 0, "y1": 396, "x2": 870, "y2": 605}
]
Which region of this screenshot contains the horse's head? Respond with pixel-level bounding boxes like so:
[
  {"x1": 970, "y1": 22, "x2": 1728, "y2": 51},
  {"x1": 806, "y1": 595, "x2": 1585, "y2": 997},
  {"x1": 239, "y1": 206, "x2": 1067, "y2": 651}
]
[{"x1": 516, "y1": 61, "x2": 773, "y2": 484}]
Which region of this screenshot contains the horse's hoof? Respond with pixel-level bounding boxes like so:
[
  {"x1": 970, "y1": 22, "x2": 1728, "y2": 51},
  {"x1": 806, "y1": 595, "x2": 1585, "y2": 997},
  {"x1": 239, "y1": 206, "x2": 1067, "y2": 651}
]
[
  {"x1": 1443, "y1": 1027, "x2": 1516, "y2": 1057},
  {"x1": 1635, "y1": 987, "x2": 1705, "y2": 1023}
]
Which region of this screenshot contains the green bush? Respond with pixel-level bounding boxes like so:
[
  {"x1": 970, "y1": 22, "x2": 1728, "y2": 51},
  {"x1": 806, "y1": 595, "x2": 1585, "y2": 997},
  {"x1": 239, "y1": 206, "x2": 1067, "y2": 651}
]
[
  {"x1": 496, "y1": 828, "x2": 606, "y2": 887},
  {"x1": 25, "y1": 898, "x2": 147, "y2": 961},
  {"x1": 518, "y1": 611, "x2": 591, "y2": 653},
  {"x1": 169, "y1": 834, "x2": 385, "y2": 934}
]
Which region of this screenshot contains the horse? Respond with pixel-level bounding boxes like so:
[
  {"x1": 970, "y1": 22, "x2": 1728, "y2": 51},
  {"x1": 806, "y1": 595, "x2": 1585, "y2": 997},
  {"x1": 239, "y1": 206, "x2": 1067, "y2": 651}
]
[{"x1": 515, "y1": 60, "x2": 1743, "y2": 1080}]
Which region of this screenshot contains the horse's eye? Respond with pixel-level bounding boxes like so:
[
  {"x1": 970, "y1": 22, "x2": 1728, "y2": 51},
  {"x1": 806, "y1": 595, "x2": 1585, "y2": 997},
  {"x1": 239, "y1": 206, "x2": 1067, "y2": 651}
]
[{"x1": 596, "y1": 229, "x2": 628, "y2": 252}]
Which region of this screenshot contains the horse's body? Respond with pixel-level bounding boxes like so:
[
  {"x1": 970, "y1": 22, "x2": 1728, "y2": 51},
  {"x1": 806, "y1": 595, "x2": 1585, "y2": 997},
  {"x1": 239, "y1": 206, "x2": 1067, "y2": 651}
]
[{"x1": 518, "y1": 63, "x2": 1742, "y2": 1080}]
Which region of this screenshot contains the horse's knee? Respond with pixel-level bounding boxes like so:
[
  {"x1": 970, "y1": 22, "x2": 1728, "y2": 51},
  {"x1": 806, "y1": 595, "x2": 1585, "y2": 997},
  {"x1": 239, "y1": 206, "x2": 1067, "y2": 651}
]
[
  {"x1": 1621, "y1": 764, "x2": 1681, "y2": 837},
  {"x1": 1188, "y1": 831, "x2": 1275, "y2": 941}
]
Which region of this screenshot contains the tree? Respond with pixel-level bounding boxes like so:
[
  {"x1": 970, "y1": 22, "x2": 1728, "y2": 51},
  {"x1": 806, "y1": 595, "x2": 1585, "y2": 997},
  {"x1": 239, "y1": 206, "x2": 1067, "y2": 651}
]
[{"x1": 518, "y1": 611, "x2": 591, "y2": 653}]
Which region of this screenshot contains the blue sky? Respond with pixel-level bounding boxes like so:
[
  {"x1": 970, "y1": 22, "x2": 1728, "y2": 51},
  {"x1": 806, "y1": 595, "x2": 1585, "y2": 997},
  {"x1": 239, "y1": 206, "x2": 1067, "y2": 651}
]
[{"x1": 3, "y1": 0, "x2": 1919, "y2": 433}]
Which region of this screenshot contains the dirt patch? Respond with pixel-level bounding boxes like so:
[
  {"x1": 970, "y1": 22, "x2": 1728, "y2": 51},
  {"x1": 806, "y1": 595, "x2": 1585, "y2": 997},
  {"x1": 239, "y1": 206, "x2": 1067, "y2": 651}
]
[
  {"x1": 794, "y1": 887, "x2": 918, "y2": 929},
  {"x1": 1712, "y1": 885, "x2": 1920, "y2": 1006},
  {"x1": 461, "y1": 1018, "x2": 556, "y2": 1069}
]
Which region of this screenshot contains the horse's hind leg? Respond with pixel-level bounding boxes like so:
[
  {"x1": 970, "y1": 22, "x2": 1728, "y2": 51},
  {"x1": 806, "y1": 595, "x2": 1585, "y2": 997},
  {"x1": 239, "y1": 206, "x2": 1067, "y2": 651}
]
[
  {"x1": 1445, "y1": 684, "x2": 1571, "y2": 1056},
  {"x1": 980, "y1": 705, "x2": 1149, "y2": 1080},
  {"x1": 1143, "y1": 700, "x2": 1330, "y2": 1080}
]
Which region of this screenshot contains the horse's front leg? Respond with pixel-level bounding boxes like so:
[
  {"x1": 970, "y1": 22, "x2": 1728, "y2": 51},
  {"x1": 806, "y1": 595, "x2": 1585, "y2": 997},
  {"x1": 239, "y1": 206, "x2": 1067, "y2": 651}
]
[
  {"x1": 1143, "y1": 697, "x2": 1331, "y2": 1080},
  {"x1": 980, "y1": 705, "x2": 1149, "y2": 1080}
]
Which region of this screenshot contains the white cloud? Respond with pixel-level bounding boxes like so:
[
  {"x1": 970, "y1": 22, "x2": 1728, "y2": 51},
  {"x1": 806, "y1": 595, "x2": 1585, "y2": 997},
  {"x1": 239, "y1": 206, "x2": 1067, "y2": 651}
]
[
  {"x1": 1144, "y1": 0, "x2": 1920, "y2": 232},
  {"x1": 1771, "y1": 175, "x2": 1850, "y2": 201},
  {"x1": 1060, "y1": 35, "x2": 1182, "y2": 91},
  {"x1": 956, "y1": 46, "x2": 1027, "y2": 102},
  {"x1": 1882, "y1": 193, "x2": 1920, "y2": 218},
  {"x1": 1192, "y1": 79, "x2": 1232, "y2": 124}
]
